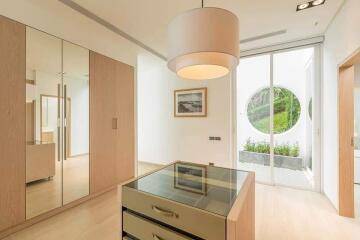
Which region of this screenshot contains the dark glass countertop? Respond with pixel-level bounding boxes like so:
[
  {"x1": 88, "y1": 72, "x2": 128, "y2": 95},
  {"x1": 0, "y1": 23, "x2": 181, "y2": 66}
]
[{"x1": 124, "y1": 162, "x2": 249, "y2": 217}]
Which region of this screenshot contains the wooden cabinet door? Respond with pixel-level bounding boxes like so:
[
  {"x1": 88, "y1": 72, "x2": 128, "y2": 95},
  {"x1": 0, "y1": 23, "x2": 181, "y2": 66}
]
[
  {"x1": 90, "y1": 51, "x2": 117, "y2": 193},
  {"x1": 0, "y1": 16, "x2": 26, "y2": 231},
  {"x1": 115, "y1": 62, "x2": 135, "y2": 184},
  {"x1": 90, "y1": 52, "x2": 134, "y2": 193},
  {"x1": 338, "y1": 66, "x2": 355, "y2": 217}
]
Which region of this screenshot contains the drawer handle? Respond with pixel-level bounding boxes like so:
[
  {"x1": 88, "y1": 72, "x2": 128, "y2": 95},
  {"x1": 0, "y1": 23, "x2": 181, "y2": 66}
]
[
  {"x1": 153, "y1": 234, "x2": 165, "y2": 240},
  {"x1": 151, "y1": 205, "x2": 178, "y2": 218}
]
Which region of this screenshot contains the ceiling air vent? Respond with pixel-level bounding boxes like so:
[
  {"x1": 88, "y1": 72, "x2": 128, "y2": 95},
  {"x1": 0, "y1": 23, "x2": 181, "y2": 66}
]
[{"x1": 240, "y1": 29, "x2": 287, "y2": 44}]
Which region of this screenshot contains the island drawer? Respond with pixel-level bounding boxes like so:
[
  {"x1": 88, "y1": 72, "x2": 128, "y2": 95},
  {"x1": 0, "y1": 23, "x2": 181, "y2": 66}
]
[
  {"x1": 122, "y1": 186, "x2": 226, "y2": 240},
  {"x1": 123, "y1": 211, "x2": 192, "y2": 240}
]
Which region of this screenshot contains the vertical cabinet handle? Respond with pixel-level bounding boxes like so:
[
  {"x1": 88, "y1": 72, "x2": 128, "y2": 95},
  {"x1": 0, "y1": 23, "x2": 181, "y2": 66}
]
[
  {"x1": 57, "y1": 84, "x2": 61, "y2": 162},
  {"x1": 112, "y1": 118, "x2": 118, "y2": 130},
  {"x1": 63, "y1": 84, "x2": 67, "y2": 160}
]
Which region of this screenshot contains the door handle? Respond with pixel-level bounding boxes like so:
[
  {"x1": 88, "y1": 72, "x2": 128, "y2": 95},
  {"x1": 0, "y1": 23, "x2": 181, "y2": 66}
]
[
  {"x1": 112, "y1": 118, "x2": 118, "y2": 130},
  {"x1": 57, "y1": 84, "x2": 61, "y2": 162},
  {"x1": 151, "y1": 205, "x2": 178, "y2": 218},
  {"x1": 64, "y1": 84, "x2": 67, "y2": 160}
]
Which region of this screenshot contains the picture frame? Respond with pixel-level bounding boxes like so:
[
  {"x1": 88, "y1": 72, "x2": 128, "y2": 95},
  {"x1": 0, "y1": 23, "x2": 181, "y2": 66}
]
[
  {"x1": 174, "y1": 88, "x2": 207, "y2": 117},
  {"x1": 174, "y1": 162, "x2": 207, "y2": 195}
]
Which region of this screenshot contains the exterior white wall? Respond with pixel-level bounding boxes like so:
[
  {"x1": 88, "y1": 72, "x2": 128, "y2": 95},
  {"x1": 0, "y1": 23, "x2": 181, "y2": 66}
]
[
  {"x1": 137, "y1": 53, "x2": 233, "y2": 168},
  {"x1": 323, "y1": 0, "x2": 360, "y2": 209}
]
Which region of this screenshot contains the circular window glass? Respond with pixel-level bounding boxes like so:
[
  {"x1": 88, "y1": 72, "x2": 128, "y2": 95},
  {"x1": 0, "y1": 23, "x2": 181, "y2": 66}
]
[{"x1": 247, "y1": 87, "x2": 301, "y2": 134}]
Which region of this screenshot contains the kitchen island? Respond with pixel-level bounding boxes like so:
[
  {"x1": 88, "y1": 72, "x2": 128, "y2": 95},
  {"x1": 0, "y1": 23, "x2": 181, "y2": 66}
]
[{"x1": 121, "y1": 162, "x2": 255, "y2": 240}]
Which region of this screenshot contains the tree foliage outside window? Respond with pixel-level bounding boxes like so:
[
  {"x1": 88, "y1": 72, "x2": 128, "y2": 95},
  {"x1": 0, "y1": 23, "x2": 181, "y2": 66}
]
[{"x1": 247, "y1": 87, "x2": 301, "y2": 134}]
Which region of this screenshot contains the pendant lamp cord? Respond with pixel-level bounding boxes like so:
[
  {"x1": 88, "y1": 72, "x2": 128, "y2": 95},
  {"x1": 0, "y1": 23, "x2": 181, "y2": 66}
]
[{"x1": 201, "y1": 0, "x2": 204, "y2": 8}]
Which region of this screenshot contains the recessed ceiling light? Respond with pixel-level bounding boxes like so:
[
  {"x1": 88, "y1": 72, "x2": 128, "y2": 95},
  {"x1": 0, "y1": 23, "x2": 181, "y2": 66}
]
[
  {"x1": 312, "y1": 0, "x2": 325, "y2": 6},
  {"x1": 296, "y1": 0, "x2": 326, "y2": 11},
  {"x1": 298, "y1": 2, "x2": 310, "y2": 10}
]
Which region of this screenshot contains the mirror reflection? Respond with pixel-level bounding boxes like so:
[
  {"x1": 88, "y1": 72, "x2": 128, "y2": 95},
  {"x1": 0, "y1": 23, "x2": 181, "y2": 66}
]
[
  {"x1": 26, "y1": 28, "x2": 62, "y2": 219},
  {"x1": 26, "y1": 28, "x2": 89, "y2": 219},
  {"x1": 62, "y1": 41, "x2": 89, "y2": 205}
]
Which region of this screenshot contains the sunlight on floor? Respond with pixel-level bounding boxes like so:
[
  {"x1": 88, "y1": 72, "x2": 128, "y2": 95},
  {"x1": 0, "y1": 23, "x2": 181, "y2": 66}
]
[{"x1": 238, "y1": 162, "x2": 314, "y2": 189}]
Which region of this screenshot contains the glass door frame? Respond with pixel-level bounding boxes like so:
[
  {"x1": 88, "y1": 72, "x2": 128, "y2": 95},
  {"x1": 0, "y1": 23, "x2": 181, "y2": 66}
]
[{"x1": 232, "y1": 44, "x2": 322, "y2": 192}]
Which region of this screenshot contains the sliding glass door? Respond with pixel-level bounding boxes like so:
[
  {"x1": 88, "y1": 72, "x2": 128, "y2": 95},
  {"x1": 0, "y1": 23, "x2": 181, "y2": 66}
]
[
  {"x1": 236, "y1": 46, "x2": 321, "y2": 190},
  {"x1": 237, "y1": 54, "x2": 272, "y2": 184}
]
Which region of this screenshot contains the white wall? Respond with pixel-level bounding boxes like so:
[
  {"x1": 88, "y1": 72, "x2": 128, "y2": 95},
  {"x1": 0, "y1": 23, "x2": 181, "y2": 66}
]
[
  {"x1": 323, "y1": 0, "x2": 360, "y2": 209},
  {"x1": 137, "y1": 53, "x2": 233, "y2": 168},
  {"x1": 67, "y1": 76, "x2": 89, "y2": 155},
  {"x1": 137, "y1": 54, "x2": 175, "y2": 165},
  {"x1": 171, "y1": 71, "x2": 233, "y2": 168}
]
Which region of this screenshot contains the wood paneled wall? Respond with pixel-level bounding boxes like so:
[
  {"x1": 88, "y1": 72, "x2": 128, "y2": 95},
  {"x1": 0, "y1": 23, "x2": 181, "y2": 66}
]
[
  {"x1": 89, "y1": 51, "x2": 135, "y2": 194},
  {"x1": 0, "y1": 15, "x2": 26, "y2": 231}
]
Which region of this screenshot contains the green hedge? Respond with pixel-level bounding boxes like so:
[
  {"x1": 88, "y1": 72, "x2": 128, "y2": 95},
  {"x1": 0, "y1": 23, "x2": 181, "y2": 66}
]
[
  {"x1": 247, "y1": 87, "x2": 301, "y2": 134},
  {"x1": 243, "y1": 138, "x2": 299, "y2": 157}
]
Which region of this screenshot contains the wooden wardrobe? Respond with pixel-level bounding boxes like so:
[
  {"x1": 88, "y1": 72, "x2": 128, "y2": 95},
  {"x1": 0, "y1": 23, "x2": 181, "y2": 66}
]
[
  {"x1": 0, "y1": 15, "x2": 26, "y2": 232},
  {"x1": 90, "y1": 51, "x2": 135, "y2": 193},
  {"x1": 0, "y1": 15, "x2": 135, "y2": 235}
]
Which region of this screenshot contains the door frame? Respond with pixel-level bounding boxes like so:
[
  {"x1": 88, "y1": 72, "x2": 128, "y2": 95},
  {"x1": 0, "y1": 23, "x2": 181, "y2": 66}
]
[
  {"x1": 338, "y1": 47, "x2": 360, "y2": 218},
  {"x1": 233, "y1": 44, "x2": 322, "y2": 191}
]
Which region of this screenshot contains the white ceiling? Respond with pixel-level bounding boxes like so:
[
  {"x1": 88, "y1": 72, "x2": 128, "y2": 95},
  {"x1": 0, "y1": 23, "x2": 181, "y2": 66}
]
[{"x1": 70, "y1": 0, "x2": 344, "y2": 58}]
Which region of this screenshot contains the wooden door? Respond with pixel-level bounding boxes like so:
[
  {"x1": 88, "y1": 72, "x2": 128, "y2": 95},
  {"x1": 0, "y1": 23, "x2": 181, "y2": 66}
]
[
  {"x1": 339, "y1": 66, "x2": 355, "y2": 217},
  {"x1": 0, "y1": 16, "x2": 26, "y2": 231}
]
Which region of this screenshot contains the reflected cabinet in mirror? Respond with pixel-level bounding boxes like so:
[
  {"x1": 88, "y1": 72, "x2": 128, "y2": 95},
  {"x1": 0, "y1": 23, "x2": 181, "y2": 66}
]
[{"x1": 25, "y1": 27, "x2": 89, "y2": 219}]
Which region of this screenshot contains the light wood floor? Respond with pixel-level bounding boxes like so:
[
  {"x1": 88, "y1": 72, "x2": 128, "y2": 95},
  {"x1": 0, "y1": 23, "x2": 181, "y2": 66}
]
[
  {"x1": 137, "y1": 161, "x2": 164, "y2": 176},
  {"x1": 4, "y1": 162, "x2": 360, "y2": 240},
  {"x1": 26, "y1": 154, "x2": 89, "y2": 219}
]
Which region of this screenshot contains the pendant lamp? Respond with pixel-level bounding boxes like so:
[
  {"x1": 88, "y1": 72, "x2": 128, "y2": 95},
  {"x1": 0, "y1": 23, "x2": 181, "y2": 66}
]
[{"x1": 167, "y1": 0, "x2": 239, "y2": 80}]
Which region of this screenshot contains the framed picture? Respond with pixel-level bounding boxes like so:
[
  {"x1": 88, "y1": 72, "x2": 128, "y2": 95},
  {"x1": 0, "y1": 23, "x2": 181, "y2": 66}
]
[
  {"x1": 174, "y1": 163, "x2": 207, "y2": 195},
  {"x1": 174, "y1": 88, "x2": 207, "y2": 117}
]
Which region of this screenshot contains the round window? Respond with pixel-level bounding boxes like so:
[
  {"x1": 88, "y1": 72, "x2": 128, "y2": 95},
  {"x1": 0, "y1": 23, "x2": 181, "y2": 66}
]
[
  {"x1": 308, "y1": 98, "x2": 312, "y2": 120},
  {"x1": 247, "y1": 87, "x2": 301, "y2": 134}
]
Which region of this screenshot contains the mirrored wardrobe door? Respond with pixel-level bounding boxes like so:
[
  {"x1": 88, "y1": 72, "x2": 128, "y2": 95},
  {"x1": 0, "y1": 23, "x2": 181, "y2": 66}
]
[
  {"x1": 62, "y1": 41, "x2": 90, "y2": 204},
  {"x1": 26, "y1": 27, "x2": 63, "y2": 219}
]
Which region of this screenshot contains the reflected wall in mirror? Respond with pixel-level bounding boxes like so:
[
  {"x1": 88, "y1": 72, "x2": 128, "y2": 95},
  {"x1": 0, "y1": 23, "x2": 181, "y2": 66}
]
[
  {"x1": 26, "y1": 27, "x2": 62, "y2": 219},
  {"x1": 62, "y1": 41, "x2": 89, "y2": 204}
]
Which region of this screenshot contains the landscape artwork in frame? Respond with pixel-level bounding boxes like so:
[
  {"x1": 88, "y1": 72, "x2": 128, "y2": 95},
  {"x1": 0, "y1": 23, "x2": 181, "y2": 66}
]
[
  {"x1": 174, "y1": 88, "x2": 207, "y2": 117},
  {"x1": 174, "y1": 163, "x2": 207, "y2": 195}
]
